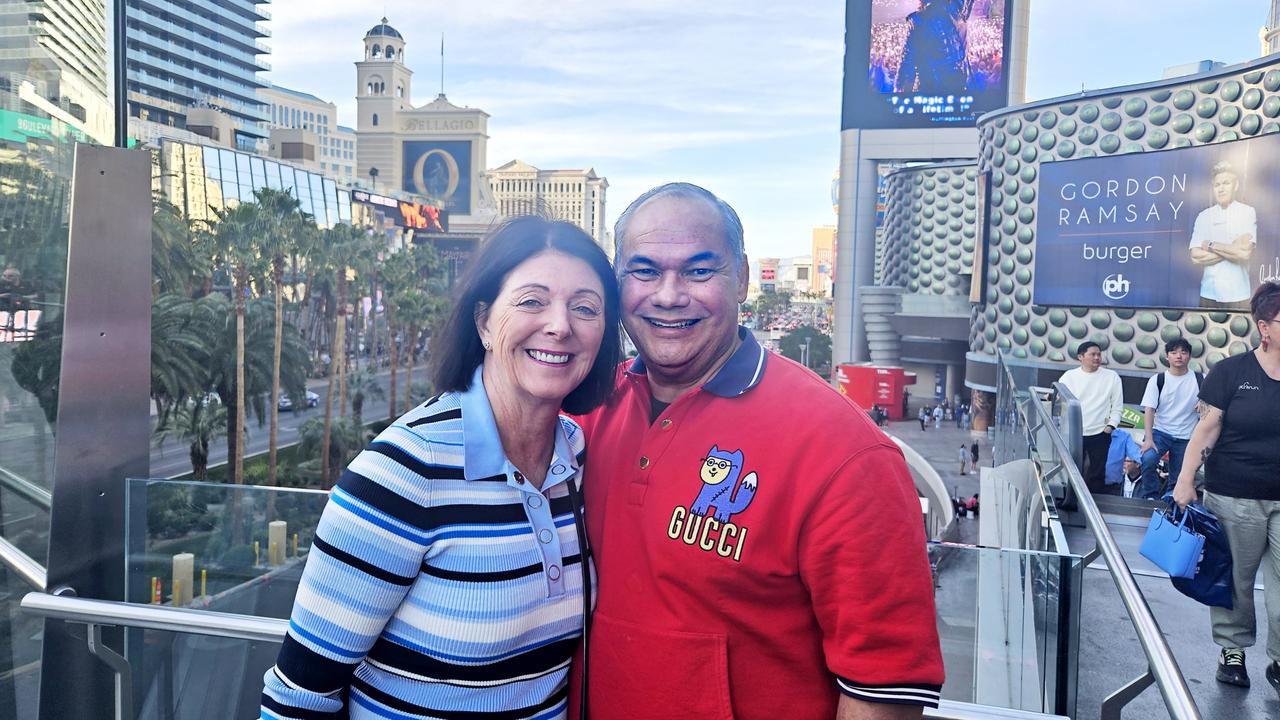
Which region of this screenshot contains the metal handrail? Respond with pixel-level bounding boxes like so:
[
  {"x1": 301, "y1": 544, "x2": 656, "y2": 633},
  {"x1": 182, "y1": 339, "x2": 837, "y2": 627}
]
[
  {"x1": 21, "y1": 592, "x2": 287, "y2": 642},
  {"x1": 16, "y1": 592, "x2": 1077, "y2": 719},
  {"x1": 0, "y1": 537, "x2": 46, "y2": 591},
  {"x1": 926, "y1": 702, "x2": 1067, "y2": 720},
  {"x1": 0, "y1": 464, "x2": 53, "y2": 510},
  {"x1": 998, "y1": 354, "x2": 1200, "y2": 719},
  {"x1": 19, "y1": 593, "x2": 1075, "y2": 718}
]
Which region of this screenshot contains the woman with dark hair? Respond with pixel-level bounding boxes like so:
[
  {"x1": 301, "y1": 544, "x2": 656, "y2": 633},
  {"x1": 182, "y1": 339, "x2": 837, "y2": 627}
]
[
  {"x1": 263, "y1": 216, "x2": 620, "y2": 719},
  {"x1": 1173, "y1": 280, "x2": 1280, "y2": 694}
]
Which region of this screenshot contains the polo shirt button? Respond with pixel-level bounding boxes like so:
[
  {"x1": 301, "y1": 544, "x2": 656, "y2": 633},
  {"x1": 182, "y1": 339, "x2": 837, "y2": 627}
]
[
  {"x1": 660, "y1": 419, "x2": 672, "y2": 429},
  {"x1": 514, "y1": 472, "x2": 525, "y2": 485},
  {"x1": 552, "y1": 464, "x2": 566, "y2": 474},
  {"x1": 639, "y1": 456, "x2": 650, "y2": 469},
  {"x1": 539, "y1": 529, "x2": 553, "y2": 544},
  {"x1": 548, "y1": 565, "x2": 561, "y2": 580},
  {"x1": 528, "y1": 495, "x2": 543, "y2": 509}
]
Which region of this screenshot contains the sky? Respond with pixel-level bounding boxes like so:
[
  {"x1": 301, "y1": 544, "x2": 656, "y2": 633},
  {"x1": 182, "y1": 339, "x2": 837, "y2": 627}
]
[{"x1": 267, "y1": 0, "x2": 1270, "y2": 262}]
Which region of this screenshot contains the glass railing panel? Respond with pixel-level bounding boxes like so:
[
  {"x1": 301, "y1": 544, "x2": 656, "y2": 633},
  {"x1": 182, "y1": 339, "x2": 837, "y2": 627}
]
[
  {"x1": 130, "y1": 627, "x2": 279, "y2": 720},
  {"x1": 124, "y1": 479, "x2": 327, "y2": 618},
  {"x1": 930, "y1": 542, "x2": 1082, "y2": 716},
  {"x1": 0, "y1": 87, "x2": 82, "y2": 717}
]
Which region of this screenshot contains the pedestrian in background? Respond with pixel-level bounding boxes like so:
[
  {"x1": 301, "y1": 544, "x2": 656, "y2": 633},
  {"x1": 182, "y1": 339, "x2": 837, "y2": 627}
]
[
  {"x1": 970, "y1": 439, "x2": 980, "y2": 468},
  {"x1": 1138, "y1": 337, "x2": 1201, "y2": 500},
  {"x1": 958, "y1": 444, "x2": 968, "y2": 475},
  {"x1": 919, "y1": 406, "x2": 928, "y2": 431},
  {"x1": 1058, "y1": 341, "x2": 1124, "y2": 495}
]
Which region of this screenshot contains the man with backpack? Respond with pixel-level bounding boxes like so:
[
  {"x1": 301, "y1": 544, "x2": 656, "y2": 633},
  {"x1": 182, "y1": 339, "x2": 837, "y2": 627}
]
[{"x1": 1138, "y1": 337, "x2": 1202, "y2": 500}]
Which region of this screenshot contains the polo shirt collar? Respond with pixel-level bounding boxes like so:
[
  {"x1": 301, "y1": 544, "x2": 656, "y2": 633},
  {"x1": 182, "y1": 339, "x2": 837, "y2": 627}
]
[
  {"x1": 627, "y1": 326, "x2": 767, "y2": 398},
  {"x1": 458, "y1": 364, "x2": 578, "y2": 484}
]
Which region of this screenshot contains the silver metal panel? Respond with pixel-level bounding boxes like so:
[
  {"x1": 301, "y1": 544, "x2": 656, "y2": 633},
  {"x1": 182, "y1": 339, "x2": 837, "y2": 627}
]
[{"x1": 38, "y1": 145, "x2": 152, "y2": 720}]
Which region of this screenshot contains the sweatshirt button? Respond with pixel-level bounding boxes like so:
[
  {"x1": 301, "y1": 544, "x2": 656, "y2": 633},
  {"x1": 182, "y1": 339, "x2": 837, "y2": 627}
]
[
  {"x1": 660, "y1": 419, "x2": 672, "y2": 429},
  {"x1": 639, "y1": 456, "x2": 650, "y2": 469},
  {"x1": 514, "y1": 472, "x2": 525, "y2": 485}
]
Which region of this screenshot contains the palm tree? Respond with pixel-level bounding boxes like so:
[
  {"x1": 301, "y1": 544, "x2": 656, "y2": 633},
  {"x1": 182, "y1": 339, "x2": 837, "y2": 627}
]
[
  {"x1": 151, "y1": 195, "x2": 208, "y2": 298},
  {"x1": 393, "y1": 287, "x2": 438, "y2": 412},
  {"x1": 154, "y1": 398, "x2": 227, "y2": 480},
  {"x1": 316, "y1": 224, "x2": 376, "y2": 483},
  {"x1": 211, "y1": 203, "x2": 266, "y2": 485},
  {"x1": 150, "y1": 292, "x2": 219, "y2": 424},
  {"x1": 298, "y1": 416, "x2": 370, "y2": 488},
  {"x1": 377, "y1": 250, "x2": 416, "y2": 420},
  {"x1": 200, "y1": 294, "x2": 310, "y2": 481},
  {"x1": 347, "y1": 366, "x2": 386, "y2": 427},
  {"x1": 252, "y1": 188, "x2": 313, "y2": 487}
]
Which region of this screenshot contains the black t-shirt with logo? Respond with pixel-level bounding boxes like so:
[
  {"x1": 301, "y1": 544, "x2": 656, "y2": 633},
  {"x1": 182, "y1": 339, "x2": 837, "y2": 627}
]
[{"x1": 1200, "y1": 351, "x2": 1280, "y2": 500}]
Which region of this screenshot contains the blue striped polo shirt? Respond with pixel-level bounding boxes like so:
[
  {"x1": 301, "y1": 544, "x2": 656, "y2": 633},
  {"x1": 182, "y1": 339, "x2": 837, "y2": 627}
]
[{"x1": 262, "y1": 365, "x2": 591, "y2": 719}]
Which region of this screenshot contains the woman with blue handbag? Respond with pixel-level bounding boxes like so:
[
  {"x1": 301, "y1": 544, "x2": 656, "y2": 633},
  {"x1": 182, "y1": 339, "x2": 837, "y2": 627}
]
[{"x1": 1173, "y1": 281, "x2": 1280, "y2": 696}]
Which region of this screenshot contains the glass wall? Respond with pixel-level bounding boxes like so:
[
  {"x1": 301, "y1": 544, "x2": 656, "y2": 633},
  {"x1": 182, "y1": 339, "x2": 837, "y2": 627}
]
[
  {"x1": 0, "y1": 36, "x2": 97, "y2": 717},
  {"x1": 157, "y1": 139, "x2": 348, "y2": 228}
]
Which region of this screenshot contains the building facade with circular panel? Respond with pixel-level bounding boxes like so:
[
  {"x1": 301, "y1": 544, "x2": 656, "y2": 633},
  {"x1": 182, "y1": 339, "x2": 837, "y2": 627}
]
[{"x1": 915, "y1": 55, "x2": 1280, "y2": 394}]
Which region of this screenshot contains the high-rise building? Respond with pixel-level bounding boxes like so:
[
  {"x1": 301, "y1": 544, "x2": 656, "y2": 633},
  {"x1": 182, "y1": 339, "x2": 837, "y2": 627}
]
[
  {"x1": 0, "y1": 0, "x2": 112, "y2": 143},
  {"x1": 260, "y1": 84, "x2": 356, "y2": 181},
  {"x1": 353, "y1": 18, "x2": 501, "y2": 283},
  {"x1": 353, "y1": 19, "x2": 498, "y2": 221},
  {"x1": 126, "y1": 0, "x2": 271, "y2": 151},
  {"x1": 811, "y1": 226, "x2": 835, "y2": 298},
  {"x1": 487, "y1": 160, "x2": 608, "y2": 250},
  {"x1": 1264, "y1": 1, "x2": 1280, "y2": 55}
]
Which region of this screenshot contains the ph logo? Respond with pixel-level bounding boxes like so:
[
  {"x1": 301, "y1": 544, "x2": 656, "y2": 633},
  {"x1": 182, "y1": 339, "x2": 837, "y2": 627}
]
[{"x1": 1103, "y1": 273, "x2": 1131, "y2": 300}]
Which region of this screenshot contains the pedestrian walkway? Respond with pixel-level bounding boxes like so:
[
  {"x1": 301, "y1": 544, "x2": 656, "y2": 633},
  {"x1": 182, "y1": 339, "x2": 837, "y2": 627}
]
[
  {"x1": 888, "y1": 405, "x2": 1276, "y2": 719},
  {"x1": 882, "y1": 409, "x2": 986, "y2": 541}
]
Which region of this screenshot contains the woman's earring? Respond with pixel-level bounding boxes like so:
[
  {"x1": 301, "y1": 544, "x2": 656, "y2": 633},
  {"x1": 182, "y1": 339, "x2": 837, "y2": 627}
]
[{"x1": 482, "y1": 341, "x2": 492, "y2": 351}]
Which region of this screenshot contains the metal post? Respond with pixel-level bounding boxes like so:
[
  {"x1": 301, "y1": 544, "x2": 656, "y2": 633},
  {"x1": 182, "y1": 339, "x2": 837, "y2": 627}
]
[
  {"x1": 38, "y1": 146, "x2": 152, "y2": 720},
  {"x1": 113, "y1": 0, "x2": 127, "y2": 148},
  {"x1": 1101, "y1": 671, "x2": 1154, "y2": 720},
  {"x1": 86, "y1": 624, "x2": 132, "y2": 720}
]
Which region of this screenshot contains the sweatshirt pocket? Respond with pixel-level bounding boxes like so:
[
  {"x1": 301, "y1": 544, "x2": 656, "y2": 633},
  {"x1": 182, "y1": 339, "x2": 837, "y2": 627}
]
[{"x1": 587, "y1": 612, "x2": 734, "y2": 720}]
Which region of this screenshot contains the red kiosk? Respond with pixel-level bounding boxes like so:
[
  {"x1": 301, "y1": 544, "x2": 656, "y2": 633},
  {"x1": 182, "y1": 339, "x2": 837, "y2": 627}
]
[{"x1": 835, "y1": 364, "x2": 917, "y2": 420}]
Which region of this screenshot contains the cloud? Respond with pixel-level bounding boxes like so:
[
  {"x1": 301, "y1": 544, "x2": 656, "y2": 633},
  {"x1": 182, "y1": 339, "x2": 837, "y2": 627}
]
[{"x1": 265, "y1": 0, "x2": 847, "y2": 258}]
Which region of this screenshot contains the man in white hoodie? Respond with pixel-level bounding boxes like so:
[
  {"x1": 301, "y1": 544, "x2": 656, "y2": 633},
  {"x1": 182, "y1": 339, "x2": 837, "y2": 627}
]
[{"x1": 1058, "y1": 341, "x2": 1124, "y2": 495}]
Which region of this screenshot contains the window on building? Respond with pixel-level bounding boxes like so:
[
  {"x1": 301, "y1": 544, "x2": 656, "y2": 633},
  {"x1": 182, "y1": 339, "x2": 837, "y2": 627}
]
[
  {"x1": 372, "y1": 113, "x2": 378, "y2": 126},
  {"x1": 372, "y1": 44, "x2": 381, "y2": 58}
]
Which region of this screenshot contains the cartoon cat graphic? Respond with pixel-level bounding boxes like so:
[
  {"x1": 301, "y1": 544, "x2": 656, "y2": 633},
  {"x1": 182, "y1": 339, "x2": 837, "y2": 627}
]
[{"x1": 689, "y1": 445, "x2": 758, "y2": 524}]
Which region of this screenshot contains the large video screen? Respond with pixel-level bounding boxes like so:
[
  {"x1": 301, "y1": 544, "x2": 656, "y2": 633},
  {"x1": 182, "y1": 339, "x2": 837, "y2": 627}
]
[
  {"x1": 1035, "y1": 133, "x2": 1280, "y2": 311},
  {"x1": 402, "y1": 140, "x2": 472, "y2": 215},
  {"x1": 842, "y1": 0, "x2": 1012, "y2": 130}
]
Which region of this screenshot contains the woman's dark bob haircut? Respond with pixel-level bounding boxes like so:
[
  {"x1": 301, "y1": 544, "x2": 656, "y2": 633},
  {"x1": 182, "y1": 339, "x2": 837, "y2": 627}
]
[
  {"x1": 430, "y1": 215, "x2": 621, "y2": 415},
  {"x1": 1251, "y1": 280, "x2": 1280, "y2": 325}
]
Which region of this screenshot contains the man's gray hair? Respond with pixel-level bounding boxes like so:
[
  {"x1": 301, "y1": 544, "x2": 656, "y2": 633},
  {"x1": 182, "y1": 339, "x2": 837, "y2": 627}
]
[{"x1": 613, "y1": 182, "x2": 746, "y2": 270}]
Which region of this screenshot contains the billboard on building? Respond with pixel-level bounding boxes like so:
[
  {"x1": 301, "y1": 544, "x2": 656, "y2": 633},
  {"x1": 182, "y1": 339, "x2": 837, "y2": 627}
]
[
  {"x1": 1035, "y1": 133, "x2": 1280, "y2": 310},
  {"x1": 351, "y1": 189, "x2": 449, "y2": 231},
  {"x1": 842, "y1": 0, "x2": 1012, "y2": 129},
  {"x1": 402, "y1": 140, "x2": 472, "y2": 214},
  {"x1": 758, "y1": 257, "x2": 779, "y2": 291}
]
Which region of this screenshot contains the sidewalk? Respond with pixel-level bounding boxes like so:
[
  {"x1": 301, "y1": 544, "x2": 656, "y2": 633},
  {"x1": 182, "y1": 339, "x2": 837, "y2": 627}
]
[{"x1": 882, "y1": 408, "x2": 987, "y2": 525}]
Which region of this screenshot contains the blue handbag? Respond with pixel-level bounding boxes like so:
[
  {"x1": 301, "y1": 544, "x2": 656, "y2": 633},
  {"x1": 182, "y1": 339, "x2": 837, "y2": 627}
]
[
  {"x1": 1139, "y1": 504, "x2": 1205, "y2": 579},
  {"x1": 1158, "y1": 496, "x2": 1234, "y2": 609}
]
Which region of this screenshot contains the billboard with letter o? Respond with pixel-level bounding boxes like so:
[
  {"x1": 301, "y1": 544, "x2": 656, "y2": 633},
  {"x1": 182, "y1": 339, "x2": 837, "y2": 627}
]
[
  {"x1": 402, "y1": 140, "x2": 472, "y2": 215},
  {"x1": 1034, "y1": 133, "x2": 1280, "y2": 311}
]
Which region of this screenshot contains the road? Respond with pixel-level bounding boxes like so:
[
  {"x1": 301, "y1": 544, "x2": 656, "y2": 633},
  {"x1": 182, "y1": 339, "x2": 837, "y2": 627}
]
[
  {"x1": 150, "y1": 366, "x2": 429, "y2": 478},
  {"x1": 0, "y1": 366, "x2": 429, "y2": 484}
]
